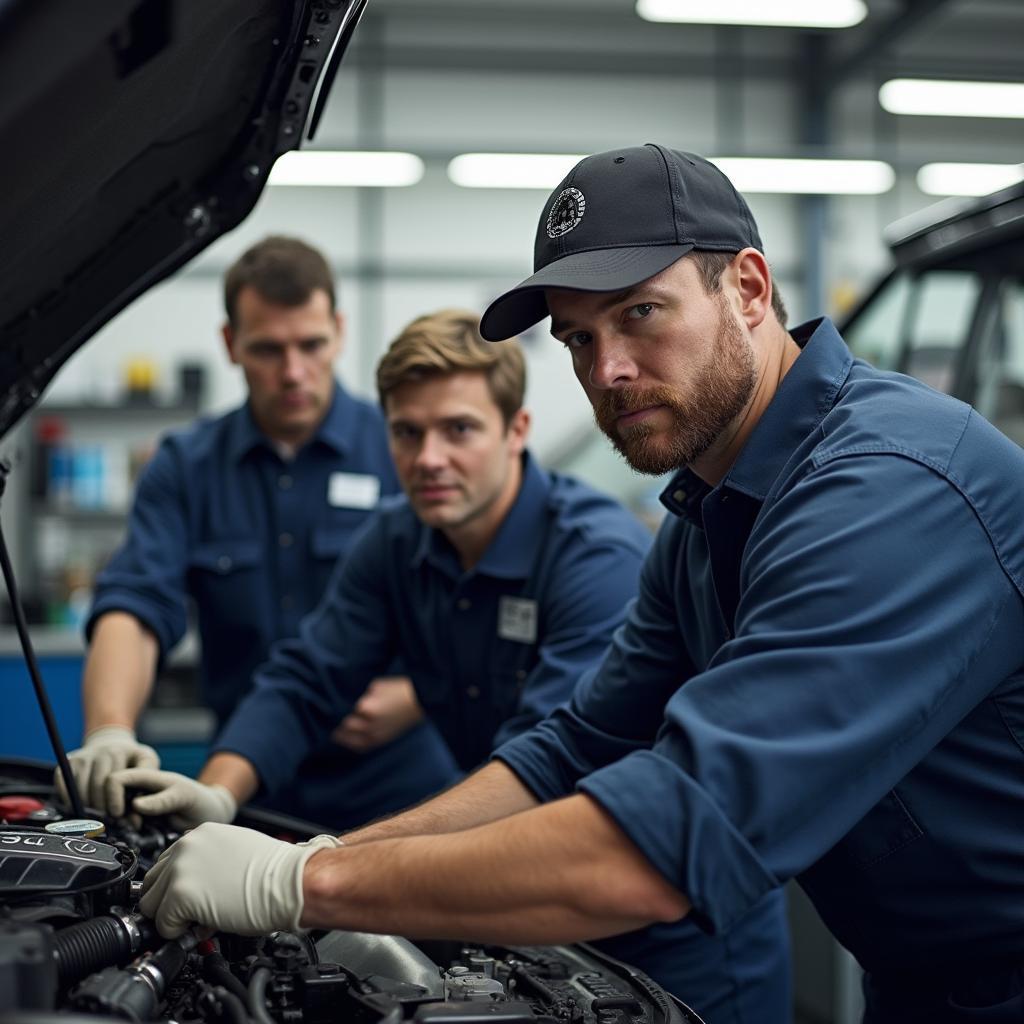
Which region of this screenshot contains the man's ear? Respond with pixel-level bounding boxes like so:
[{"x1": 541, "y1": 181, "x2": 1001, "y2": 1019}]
[
  {"x1": 221, "y1": 323, "x2": 239, "y2": 365},
  {"x1": 731, "y1": 248, "x2": 772, "y2": 331},
  {"x1": 333, "y1": 311, "x2": 346, "y2": 357},
  {"x1": 507, "y1": 408, "x2": 531, "y2": 456}
]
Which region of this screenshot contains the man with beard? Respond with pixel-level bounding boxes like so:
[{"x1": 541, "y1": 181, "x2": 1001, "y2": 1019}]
[{"x1": 136, "y1": 147, "x2": 1024, "y2": 1023}]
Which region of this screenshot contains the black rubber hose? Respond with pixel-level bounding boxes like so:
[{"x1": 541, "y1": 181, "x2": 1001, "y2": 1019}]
[
  {"x1": 150, "y1": 936, "x2": 190, "y2": 984},
  {"x1": 200, "y1": 984, "x2": 252, "y2": 1024},
  {"x1": 215, "y1": 987, "x2": 252, "y2": 1024},
  {"x1": 203, "y1": 952, "x2": 251, "y2": 1005},
  {"x1": 247, "y1": 967, "x2": 277, "y2": 1024},
  {"x1": 54, "y1": 916, "x2": 130, "y2": 988}
]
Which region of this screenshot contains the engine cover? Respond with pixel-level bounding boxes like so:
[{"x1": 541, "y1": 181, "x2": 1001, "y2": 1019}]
[{"x1": 0, "y1": 829, "x2": 122, "y2": 895}]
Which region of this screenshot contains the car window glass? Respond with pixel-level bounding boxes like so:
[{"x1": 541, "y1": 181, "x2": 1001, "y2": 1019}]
[
  {"x1": 903, "y1": 270, "x2": 982, "y2": 394},
  {"x1": 844, "y1": 272, "x2": 911, "y2": 371},
  {"x1": 973, "y1": 279, "x2": 1024, "y2": 448}
]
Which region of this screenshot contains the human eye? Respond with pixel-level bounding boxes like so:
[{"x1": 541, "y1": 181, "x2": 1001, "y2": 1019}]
[
  {"x1": 248, "y1": 342, "x2": 279, "y2": 360},
  {"x1": 390, "y1": 423, "x2": 418, "y2": 441},
  {"x1": 561, "y1": 331, "x2": 591, "y2": 350},
  {"x1": 300, "y1": 337, "x2": 327, "y2": 355},
  {"x1": 447, "y1": 419, "x2": 476, "y2": 439},
  {"x1": 625, "y1": 302, "x2": 654, "y2": 321}
]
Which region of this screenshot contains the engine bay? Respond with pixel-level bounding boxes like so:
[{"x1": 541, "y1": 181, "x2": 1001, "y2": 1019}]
[{"x1": 0, "y1": 760, "x2": 702, "y2": 1024}]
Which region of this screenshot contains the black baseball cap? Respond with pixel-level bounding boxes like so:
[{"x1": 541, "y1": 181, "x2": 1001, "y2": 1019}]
[{"x1": 480, "y1": 143, "x2": 763, "y2": 341}]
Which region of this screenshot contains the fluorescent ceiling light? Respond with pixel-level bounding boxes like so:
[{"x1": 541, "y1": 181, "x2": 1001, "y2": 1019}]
[
  {"x1": 709, "y1": 157, "x2": 894, "y2": 195},
  {"x1": 268, "y1": 151, "x2": 424, "y2": 187},
  {"x1": 448, "y1": 153, "x2": 585, "y2": 189},
  {"x1": 879, "y1": 79, "x2": 1024, "y2": 119},
  {"x1": 917, "y1": 162, "x2": 1024, "y2": 197},
  {"x1": 636, "y1": 0, "x2": 866, "y2": 28}
]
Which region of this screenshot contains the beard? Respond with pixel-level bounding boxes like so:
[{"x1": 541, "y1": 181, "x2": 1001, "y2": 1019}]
[{"x1": 593, "y1": 303, "x2": 757, "y2": 475}]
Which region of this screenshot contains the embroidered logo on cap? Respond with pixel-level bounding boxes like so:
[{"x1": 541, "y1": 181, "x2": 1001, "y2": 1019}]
[{"x1": 546, "y1": 187, "x2": 586, "y2": 239}]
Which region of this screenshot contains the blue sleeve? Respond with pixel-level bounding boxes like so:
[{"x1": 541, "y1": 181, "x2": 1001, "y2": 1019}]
[
  {"x1": 495, "y1": 522, "x2": 694, "y2": 798},
  {"x1": 211, "y1": 514, "x2": 397, "y2": 796},
  {"x1": 85, "y1": 439, "x2": 189, "y2": 658},
  {"x1": 491, "y1": 533, "x2": 650, "y2": 749},
  {"x1": 573, "y1": 454, "x2": 1024, "y2": 933}
]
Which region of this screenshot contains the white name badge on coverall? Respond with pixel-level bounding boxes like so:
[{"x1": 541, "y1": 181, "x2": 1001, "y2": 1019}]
[
  {"x1": 498, "y1": 596, "x2": 538, "y2": 644},
  {"x1": 328, "y1": 472, "x2": 380, "y2": 509}
]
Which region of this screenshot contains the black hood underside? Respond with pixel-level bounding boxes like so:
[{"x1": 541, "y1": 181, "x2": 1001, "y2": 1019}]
[{"x1": 0, "y1": 0, "x2": 366, "y2": 438}]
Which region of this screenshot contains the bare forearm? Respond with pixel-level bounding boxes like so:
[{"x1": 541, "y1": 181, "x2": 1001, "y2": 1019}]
[
  {"x1": 82, "y1": 613, "x2": 159, "y2": 733},
  {"x1": 342, "y1": 761, "x2": 538, "y2": 845},
  {"x1": 303, "y1": 792, "x2": 690, "y2": 944},
  {"x1": 199, "y1": 752, "x2": 260, "y2": 807}
]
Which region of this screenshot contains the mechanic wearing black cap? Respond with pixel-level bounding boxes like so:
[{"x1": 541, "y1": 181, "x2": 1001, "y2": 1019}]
[{"x1": 138, "y1": 146, "x2": 1024, "y2": 1024}]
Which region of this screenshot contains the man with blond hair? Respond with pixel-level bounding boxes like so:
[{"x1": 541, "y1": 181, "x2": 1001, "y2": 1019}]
[{"x1": 117, "y1": 309, "x2": 790, "y2": 1019}]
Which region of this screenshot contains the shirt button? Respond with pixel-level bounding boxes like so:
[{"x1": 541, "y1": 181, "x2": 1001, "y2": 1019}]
[
  {"x1": 456, "y1": 598, "x2": 471, "y2": 611},
  {"x1": 281, "y1": 594, "x2": 294, "y2": 610},
  {"x1": 279, "y1": 475, "x2": 293, "y2": 490},
  {"x1": 217, "y1": 556, "x2": 233, "y2": 572},
  {"x1": 515, "y1": 669, "x2": 527, "y2": 681},
  {"x1": 466, "y1": 685, "x2": 480, "y2": 699},
  {"x1": 279, "y1": 532, "x2": 294, "y2": 548},
  {"x1": 672, "y1": 489, "x2": 686, "y2": 503}
]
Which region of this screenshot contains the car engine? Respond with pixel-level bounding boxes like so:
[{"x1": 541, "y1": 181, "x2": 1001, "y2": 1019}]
[{"x1": 0, "y1": 759, "x2": 703, "y2": 1024}]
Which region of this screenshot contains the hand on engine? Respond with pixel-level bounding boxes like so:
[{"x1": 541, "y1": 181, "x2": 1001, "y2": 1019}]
[
  {"x1": 56, "y1": 726, "x2": 160, "y2": 813},
  {"x1": 108, "y1": 768, "x2": 238, "y2": 827},
  {"x1": 332, "y1": 676, "x2": 425, "y2": 752},
  {"x1": 139, "y1": 823, "x2": 343, "y2": 938}
]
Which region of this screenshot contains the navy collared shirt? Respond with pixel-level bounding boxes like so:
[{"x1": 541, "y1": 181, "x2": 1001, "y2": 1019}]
[
  {"x1": 497, "y1": 318, "x2": 1024, "y2": 1014},
  {"x1": 213, "y1": 452, "x2": 652, "y2": 780},
  {"x1": 87, "y1": 383, "x2": 400, "y2": 723}
]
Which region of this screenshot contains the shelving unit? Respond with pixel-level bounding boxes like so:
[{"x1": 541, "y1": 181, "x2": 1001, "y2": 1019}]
[{"x1": 24, "y1": 397, "x2": 200, "y2": 628}]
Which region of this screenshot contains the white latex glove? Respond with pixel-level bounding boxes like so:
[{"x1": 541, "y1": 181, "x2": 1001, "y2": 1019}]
[
  {"x1": 57, "y1": 726, "x2": 160, "y2": 813},
  {"x1": 108, "y1": 768, "x2": 237, "y2": 827},
  {"x1": 139, "y1": 823, "x2": 343, "y2": 938}
]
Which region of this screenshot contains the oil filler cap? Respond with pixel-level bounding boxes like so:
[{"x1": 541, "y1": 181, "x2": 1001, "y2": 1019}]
[{"x1": 45, "y1": 819, "x2": 106, "y2": 839}]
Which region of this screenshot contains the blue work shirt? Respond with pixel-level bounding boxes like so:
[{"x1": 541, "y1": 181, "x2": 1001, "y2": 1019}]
[
  {"x1": 497, "y1": 318, "x2": 1024, "y2": 1022},
  {"x1": 214, "y1": 453, "x2": 791, "y2": 1018},
  {"x1": 87, "y1": 383, "x2": 459, "y2": 827},
  {"x1": 213, "y1": 453, "x2": 651, "y2": 776}
]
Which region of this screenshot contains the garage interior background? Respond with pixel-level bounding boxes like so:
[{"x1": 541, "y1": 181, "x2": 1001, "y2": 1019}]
[{"x1": 1, "y1": 1, "x2": 1022, "y2": 1020}]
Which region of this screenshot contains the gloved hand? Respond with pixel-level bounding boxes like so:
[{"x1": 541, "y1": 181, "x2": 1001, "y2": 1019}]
[
  {"x1": 108, "y1": 768, "x2": 237, "y2": 828},
  {"x1": 56, "y1": 726, "x2": 160, "y2": 813},
  {"x1": 139, "y1": 823, "x2": 343, "y2": 938}
]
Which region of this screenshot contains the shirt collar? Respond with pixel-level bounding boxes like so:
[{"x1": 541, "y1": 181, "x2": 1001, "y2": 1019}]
[
  {"x1": 660, "y1": 317, "x2": 854, "y2": 523},
  {"x1": 411, "y1": 451, "x2": 550, "y2": 580},
  {"x1": 227, "y1": 381, "x2": 356, "y2": 463}
]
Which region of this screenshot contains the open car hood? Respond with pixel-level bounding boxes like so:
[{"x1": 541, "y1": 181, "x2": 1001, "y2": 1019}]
[{"x1": 0, "y1": 0, "x2": 367, "y2": 438}]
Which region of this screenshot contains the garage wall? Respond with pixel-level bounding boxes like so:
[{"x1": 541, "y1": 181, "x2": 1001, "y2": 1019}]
[{"x1": 41, "y1": 2, "x2": 1024, "y2": 467}]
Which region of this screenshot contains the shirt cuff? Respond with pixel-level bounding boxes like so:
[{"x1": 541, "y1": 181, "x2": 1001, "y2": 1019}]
[
  {"x1": 491, "y1": 723, "x2": 579, "y2": 803},
  {"x1": 212, "y1": 694, "x2": 310, "y2": 799},
  {"x1": 577, "y1": 749, "x2": 779, "y2": 934}
]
